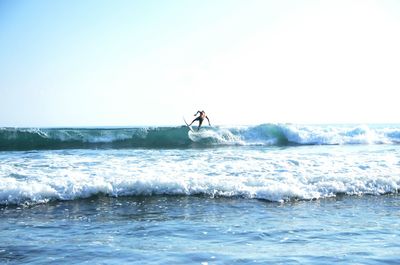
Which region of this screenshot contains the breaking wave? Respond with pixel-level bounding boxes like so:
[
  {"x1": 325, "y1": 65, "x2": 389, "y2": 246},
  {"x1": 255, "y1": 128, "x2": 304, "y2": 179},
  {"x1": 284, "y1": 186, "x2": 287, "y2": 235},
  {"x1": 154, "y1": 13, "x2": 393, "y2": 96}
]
[{"x1": 0, "y1": 124, "x2": 399, "y2": 151}]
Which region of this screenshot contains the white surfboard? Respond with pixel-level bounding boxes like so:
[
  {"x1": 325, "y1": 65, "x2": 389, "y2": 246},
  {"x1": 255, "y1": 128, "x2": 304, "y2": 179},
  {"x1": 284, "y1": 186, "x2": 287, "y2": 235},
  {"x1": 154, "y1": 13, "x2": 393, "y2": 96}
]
[{"x1": 183, "y1": 117, "x2": 194, "y2": 132}]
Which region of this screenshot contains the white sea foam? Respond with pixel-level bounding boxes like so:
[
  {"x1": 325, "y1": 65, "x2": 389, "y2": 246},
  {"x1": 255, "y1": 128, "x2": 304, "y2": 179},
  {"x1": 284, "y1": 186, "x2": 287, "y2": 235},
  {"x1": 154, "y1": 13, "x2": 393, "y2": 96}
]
[
  {"x1": 190, "y1": 123, "x2": 400, "y2": 146},
  {"x1": 1, "y1": 144, "x2": 399, "y2": 205},
  {"x1": 280, "y1": 124, "x2": 389, "y2": 145}
]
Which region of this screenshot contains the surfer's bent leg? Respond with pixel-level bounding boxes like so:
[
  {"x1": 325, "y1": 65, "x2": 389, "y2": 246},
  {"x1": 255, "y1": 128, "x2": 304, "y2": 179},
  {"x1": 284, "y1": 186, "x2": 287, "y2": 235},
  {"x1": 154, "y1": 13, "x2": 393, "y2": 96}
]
[
  {"x1": 197, "y1": 119, "x2": 204, "y2": 131},
  {"x1": 189, "y1": 117, "x2": 200, "y2": 126}
]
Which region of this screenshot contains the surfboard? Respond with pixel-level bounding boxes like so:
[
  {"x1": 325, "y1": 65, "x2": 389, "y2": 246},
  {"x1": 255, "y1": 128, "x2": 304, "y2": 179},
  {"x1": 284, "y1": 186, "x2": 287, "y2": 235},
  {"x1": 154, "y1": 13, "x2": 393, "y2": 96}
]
[{"x1": 183, "y1": 118, "x2": 194, "y2": 132}]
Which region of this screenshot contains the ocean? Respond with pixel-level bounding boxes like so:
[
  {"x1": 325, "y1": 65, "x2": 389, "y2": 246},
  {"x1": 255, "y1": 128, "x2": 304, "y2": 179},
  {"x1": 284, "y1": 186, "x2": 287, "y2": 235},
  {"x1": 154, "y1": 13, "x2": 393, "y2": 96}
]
[{"x1": 1, "y1": 123, "x2": 400, "y2": 264}]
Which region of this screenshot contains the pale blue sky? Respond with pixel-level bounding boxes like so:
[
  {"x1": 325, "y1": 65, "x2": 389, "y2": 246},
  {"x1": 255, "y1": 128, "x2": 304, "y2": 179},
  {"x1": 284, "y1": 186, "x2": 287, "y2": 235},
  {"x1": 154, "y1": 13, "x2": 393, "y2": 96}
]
[{"x1": 1, "y1": 0, "x2": 399, "y2": 127}]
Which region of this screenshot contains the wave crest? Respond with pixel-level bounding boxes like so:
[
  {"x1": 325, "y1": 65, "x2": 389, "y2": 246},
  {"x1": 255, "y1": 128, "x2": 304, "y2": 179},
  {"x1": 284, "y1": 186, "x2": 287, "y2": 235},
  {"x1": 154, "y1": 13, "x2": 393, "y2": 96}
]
[{"x1": 1, "y1": 124, "x2": 399, "y2": 150}]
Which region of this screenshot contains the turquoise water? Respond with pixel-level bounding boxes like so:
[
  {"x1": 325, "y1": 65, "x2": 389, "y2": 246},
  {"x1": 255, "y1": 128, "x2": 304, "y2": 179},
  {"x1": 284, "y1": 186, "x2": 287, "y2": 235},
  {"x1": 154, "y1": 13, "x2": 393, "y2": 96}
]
[{"x1": 1, "y1": 124, "x2": 400, "y2": 264}]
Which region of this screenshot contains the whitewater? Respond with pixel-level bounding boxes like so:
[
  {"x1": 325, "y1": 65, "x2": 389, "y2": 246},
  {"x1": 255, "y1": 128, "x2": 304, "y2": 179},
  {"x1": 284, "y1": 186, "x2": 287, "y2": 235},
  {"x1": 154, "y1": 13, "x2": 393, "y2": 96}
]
[{"x1": 1, "y1": 123, "x2": 400, "y2": 264}]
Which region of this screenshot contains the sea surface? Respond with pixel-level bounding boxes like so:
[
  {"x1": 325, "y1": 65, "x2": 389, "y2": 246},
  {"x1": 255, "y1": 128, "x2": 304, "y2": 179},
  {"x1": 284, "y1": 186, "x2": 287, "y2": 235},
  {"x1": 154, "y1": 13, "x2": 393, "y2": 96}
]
[{"x1": 1, "y1": 124, "x2": 400, "y2": 264}]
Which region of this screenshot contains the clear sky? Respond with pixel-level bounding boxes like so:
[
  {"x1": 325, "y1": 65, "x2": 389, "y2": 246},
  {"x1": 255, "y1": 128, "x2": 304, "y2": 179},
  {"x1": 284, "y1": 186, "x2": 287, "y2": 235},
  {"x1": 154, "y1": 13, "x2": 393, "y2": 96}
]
[{"x1": 1, "y1": 0, "x2": 399, "y2": 127}]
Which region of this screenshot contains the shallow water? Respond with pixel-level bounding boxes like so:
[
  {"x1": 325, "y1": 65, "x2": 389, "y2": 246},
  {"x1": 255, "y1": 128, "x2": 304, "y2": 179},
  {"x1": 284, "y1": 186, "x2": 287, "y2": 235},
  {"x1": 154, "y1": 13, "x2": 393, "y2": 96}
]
[{"x1": 1, "y1": 195, "x2": 400, "y2": 264}]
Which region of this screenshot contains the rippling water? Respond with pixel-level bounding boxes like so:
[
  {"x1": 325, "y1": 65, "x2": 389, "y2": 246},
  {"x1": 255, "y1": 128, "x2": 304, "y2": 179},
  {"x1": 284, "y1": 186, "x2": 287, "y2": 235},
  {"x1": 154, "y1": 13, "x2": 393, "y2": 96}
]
[
  {"x1": 1, "y1": 194, "x2": 400, "y2": 264},
  {"x1": 1, "y1": 127, "x2": 400, "y2": 263}
]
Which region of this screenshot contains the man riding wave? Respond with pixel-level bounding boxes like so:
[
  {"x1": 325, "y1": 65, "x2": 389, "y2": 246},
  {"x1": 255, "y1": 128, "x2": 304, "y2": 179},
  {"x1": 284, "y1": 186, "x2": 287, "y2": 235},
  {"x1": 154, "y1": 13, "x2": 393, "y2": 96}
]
[{"x1": 188, "y1": 110, "x2": 211, "y2": 131}]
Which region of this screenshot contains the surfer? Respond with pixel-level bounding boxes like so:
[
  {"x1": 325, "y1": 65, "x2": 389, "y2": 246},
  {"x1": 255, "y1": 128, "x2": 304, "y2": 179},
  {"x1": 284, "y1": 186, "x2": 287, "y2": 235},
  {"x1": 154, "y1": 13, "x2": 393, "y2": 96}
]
[{"x1": 189, "y1": 110, "x2": 211, "y2": 131}]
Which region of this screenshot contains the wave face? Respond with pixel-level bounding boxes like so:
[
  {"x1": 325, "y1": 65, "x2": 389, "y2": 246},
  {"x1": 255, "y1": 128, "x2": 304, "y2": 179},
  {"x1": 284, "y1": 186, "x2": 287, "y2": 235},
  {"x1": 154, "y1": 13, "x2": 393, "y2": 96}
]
[{"x1": 1, "y1": 124, "x2": 399, "y2": 151}]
